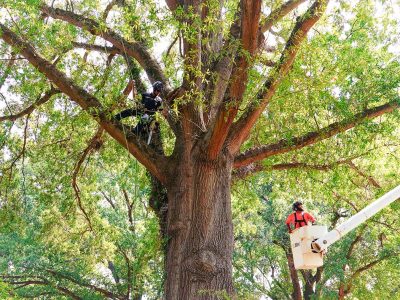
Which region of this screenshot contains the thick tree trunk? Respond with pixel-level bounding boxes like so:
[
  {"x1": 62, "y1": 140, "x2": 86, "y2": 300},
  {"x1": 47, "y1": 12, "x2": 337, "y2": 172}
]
[
  {"x1": 286, "y1": 252, "x2": 303, "y2": 300},
  {"x1": 164, "y1": 151, "x2": 235, "y2": 299},
  {"x1": 301, "y1": 270, "x2": 313, "y2": 300},
  {"x1": 303, "y1": 278, "x2": 314, "y2": 300}
]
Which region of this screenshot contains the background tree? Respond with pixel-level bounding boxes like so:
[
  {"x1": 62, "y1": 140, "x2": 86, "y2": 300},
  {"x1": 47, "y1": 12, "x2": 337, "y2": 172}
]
[{"x1": 1, "y1": 0, "x2": 400, "y2": 299}]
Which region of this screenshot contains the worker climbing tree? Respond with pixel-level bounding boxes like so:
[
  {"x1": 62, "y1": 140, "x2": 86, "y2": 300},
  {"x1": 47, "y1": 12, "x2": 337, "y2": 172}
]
[{"x1": 115, "y1": 80, "x2": 165, "y2": 144}]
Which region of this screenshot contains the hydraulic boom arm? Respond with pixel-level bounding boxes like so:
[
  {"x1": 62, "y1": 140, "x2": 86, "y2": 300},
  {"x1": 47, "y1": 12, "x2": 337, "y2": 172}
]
[{"x1": 311, "y1": 185, "x2": 400, "y2": 253}]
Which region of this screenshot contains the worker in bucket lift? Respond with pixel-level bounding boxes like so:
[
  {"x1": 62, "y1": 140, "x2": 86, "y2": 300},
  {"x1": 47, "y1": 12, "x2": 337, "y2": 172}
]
[
  {"x1": 115, "y1": 80, "x2": 165, "y2": 143},
  {"x1": 286, "y1": 201, "x2": 316, "y2": 234}
]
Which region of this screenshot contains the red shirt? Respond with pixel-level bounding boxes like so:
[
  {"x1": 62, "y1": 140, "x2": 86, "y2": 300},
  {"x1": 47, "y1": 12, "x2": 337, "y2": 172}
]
[{"x1": 286, "y1": 211, "x2": 316, "y2": 229}]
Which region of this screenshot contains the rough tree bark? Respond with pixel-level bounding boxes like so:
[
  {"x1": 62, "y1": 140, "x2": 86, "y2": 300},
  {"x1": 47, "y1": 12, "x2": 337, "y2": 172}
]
[
  {"x1": 287, "y1": 251, "x2": 303, "y2": 300},
  {"x1": 301, "y1": 268, "x2": 323, "y2": 300},
  {"x1": 164, "y1": 149, "x2": 234, "y2": 299}
]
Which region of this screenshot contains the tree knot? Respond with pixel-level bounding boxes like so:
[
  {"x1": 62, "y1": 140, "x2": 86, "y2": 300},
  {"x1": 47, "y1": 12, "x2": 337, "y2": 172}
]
[
  {"x1": 198, "y1": 250, "x2": 217, "y2": 273},
  {"x1": 185, "y1": 249, "x2": 220, "y2": 280}
]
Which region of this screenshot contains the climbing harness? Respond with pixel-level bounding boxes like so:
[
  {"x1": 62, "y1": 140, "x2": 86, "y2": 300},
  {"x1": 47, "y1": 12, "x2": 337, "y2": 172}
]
[{"x1": 294, "y1": 212, "x2": 307, "y2": 228}]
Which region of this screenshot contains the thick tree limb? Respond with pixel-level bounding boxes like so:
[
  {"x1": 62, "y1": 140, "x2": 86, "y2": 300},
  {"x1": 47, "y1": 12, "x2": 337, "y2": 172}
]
[
  {"x1": 0, "y1": 24, "x2": 168, "y2": 184},
  {"x1": 228, "y1": 0, "x2": 329, "y2": 154},
  {"x1": 233, "y1": 153, "x2": 384, "y2": 187},
  {"x1": 204, "y1": 6, "x2": 242, "y2": 124},
  {"x1": 234, "y1": 99, "x2": 400, "y2": 168},
  {"x1": 181, "y1": 0, "x2": 203, "y2": 92},
  {"x1": 40, "y1": 5, "x2": 168, "y2": 87},
  {"x1": 72, "y1": 42, "x2": 121, "y2": 55},
  {"x1": 0, "y1": 89, "x2": 59, "y2": 122},
  {"x1": 233, "y1": 162, "x2": 331, "y2": 179},
  {"x1": 206, "y1": 0, "x2": 262, "y2": 159},
  {"x1": 261, "y1": 0, "x2": 308, "y2": 33}
]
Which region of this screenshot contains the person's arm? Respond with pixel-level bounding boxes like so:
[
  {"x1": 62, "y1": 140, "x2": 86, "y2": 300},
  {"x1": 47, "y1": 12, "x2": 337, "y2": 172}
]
[
  {"x1": 115, "y1": 108, "x2": 137, "y2": 120},
  {"x1": 305, "y1": 212, "x2": 316, "y2": 224},
  {"x1": 286, "y1": 214, "x2": 294, "y2": 233}
]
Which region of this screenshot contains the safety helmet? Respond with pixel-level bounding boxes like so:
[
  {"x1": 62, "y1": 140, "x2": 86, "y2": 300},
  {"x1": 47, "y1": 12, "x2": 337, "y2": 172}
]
[
  {"x1": 152, "y1": 81, "x2": 164, "y2": 93},
  {"x1": 292, "y1": 201, "x2": 303, "y2": 211}
]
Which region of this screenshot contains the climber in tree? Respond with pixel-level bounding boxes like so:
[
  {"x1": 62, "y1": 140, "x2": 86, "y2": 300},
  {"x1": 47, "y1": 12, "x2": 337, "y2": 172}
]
[
  {"x1": 115, "y1": 80, "x2": 165, "y2": 143},
  {"x1": 115, "y1": 80, "x2": 164, "y2": 120}
]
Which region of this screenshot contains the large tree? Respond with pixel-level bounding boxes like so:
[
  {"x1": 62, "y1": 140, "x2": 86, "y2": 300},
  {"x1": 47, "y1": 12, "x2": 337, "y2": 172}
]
[{"x1": 1, "y1": 0, "x2": 400, "y2": 298}]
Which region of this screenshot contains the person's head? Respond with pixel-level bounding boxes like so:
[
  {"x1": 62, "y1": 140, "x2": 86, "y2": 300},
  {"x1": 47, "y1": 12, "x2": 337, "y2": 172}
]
[
  {"x1": 152, "y1": 81, "x2": 164, "y2": 96},
  {"x1": 292, "y1": 201, "x2": 304, "y2": 212}
]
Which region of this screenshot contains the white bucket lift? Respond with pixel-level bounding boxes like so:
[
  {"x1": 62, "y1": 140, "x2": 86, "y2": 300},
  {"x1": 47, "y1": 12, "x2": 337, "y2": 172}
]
[
  {"x1": 290, "y1": 184, "x2": 400, "y2": 269},
  {"x1": 290, "y1": 224, "x2": 327, "y2": 269}
]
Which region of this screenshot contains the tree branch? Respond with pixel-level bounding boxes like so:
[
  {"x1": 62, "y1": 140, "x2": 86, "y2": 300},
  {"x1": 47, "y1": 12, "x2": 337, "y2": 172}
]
[
  {"x1": 102, "y1": 0, "x2": 126, "y2": 20},
  {"x1": 165, "y1": 35, "x2": 179, "y2": 58},
  {"x1": 351, "y1": 254, "x2": 394, "y2": 281},
  {"x1": 122, "y1": 189, "x2": 135, "y2": 231},
  {"x1": 227, "y1": 0, "x2": 329, "y2": 154},
  {"x1": 233, "y1": 151, "x2": 385, "y2": 184},
  {"x1": 102, "y1": 191, "x2": 117, "y2": 210},
  {"x1": 1, "y1": 114, "x2": 29, "y2": 184},
  {"x1": 261, "y1": 0, "x2": 308, "y2": 33},
  {"x1": 203, "y1": 6, "x2": 241, "y2": 125},
  {"x1": 234, "y1": 99, "x2": 400, "y2": 168},
  {"x1": 233, "y1": 161, "x2": 330, "y2": 179},
  {"x1": 346, "y1": 225, "x2": 367, "y2": 259},
  {"x1": 118, "y1": 247, "x2": 132, "y2": 299},
  {"x1": 3, "y1": 276, "x2": 82, "y2": 300},
  {"x1": 0, "y1": 89, "x2": 60, "y2": 122},
  {"x1": 0, "y1": 52, "x2": 16, "y2": 89},
  {"x1": 206, "y1": 0, "x2": 262, "y2": 159},
  {"x1": 72, "y1": 42, "x2": 121, "y2": 55},
  {"x1": 344, "y1": 253, "x2": 397, "y2": 295},
  {"x1": 5, "y1": 280, "x2": 47, "y2": 287},
  {"x1": 346, "y1": 161, "x2": 381, "y2": 188},
  {"x1": 44, "y1": 269, "x2": 121, "y2": 300},
  {"x1": 54, "y1": 286, "x2": 83, "y2": 300},
  {"x1": 40, "y1": 4, "x2": 168, "y2": 87},
  {"x1": 0, "y1": 24, "x2": 168, "y2": 184},
  {"x1": 72, "y1": 126, "x2": 104, "y2": 231}
]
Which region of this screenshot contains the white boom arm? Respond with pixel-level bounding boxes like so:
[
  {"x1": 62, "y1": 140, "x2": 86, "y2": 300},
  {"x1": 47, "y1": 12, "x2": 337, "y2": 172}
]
[{"x1": 311, "y1": 185, "x2": 400, "y2": 253}]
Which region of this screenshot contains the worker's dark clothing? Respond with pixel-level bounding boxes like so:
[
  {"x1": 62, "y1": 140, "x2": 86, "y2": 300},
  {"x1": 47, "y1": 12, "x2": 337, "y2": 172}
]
[
  {"x1": 115, "y1": 93, "x2": 163, "y2": 120},
  {"x1": 286, "y1": 211, "x2": 315, "y2": 233},
  {"x1": 115, "y1": 93, "x2": 163, "y2": 138}
]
